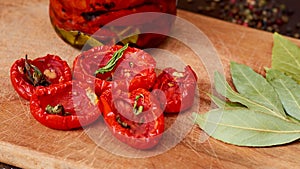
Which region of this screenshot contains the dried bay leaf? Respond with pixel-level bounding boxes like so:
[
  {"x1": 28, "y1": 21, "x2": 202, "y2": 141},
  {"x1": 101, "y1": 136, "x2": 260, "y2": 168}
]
[
  {"x1": 194, "y1": 108, "x2": 300, "y2": 147},
  {"x1": 272, "y1": 33, "x2": 300, "y2": 82},
  {"x1": 266, "y1": 69, "x2": 300, "y2": 121},
  {"x1": 230, "y1": 62, "x2": 286, "y2": 117},
  {"x1": 214, "y1": 72, "x2": 287, "y2": 120},
  {"x1": 195, "y1": 33, "x2": 300, "y2": 147},
  {"x1": 209, "y1": 94, "x2": 245, "y2": 109}
]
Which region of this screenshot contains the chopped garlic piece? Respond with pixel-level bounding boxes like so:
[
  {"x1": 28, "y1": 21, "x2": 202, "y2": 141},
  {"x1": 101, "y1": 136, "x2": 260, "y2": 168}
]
[{"x1": 43, "y1": 69, "x2": 57, "y2": 79}]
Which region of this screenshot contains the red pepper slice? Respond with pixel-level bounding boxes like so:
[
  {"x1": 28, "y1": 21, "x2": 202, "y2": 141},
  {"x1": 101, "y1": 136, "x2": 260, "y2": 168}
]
[
  {"x1": 99, "y1": 88, "x2": 164, "y2": 149},
  {"x1": 30, "y1": 80, "x2": 101, "y2": 130},
  {"x1": 10, "y1": 54, "x2": 72, "y2": 100},
  {"x1": 72, "y1": 44, "x2": 156, "y2": 95},
  {"x1": 153, "y1": 65, "x2": 198, "y2": 113}
]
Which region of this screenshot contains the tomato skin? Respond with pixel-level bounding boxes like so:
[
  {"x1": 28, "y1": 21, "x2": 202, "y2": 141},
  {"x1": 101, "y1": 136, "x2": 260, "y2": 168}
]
[
  {"x1": 30, "y1": 80, "x2": 101, "y2": 130},
  {"x1": 73, "y1": 45, "x2": 119, "y2": 82},
  {"x1": 72, "y1": 45, "x2": 156, "y2": 95},
  {"x1": 10, "y1": 54, "x2": 72, "y2": 100},
  {"x1": 153, "y1": 66, "x2": 198, "y2": 113},
  {"x1": 72, "y1": 45, "x2": 115, "y2": 96},
  {"x1": 99, "y1": 88, "x2": 164, "y2": 149},
  {"x1": 112, "y1": 46, "x2": 156, "y2": 92}
]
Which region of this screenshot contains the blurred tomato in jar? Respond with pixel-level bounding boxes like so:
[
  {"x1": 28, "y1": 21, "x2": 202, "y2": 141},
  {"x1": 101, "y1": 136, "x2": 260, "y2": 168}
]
[{"x1": 49, "y1": 0, "x2": 177, "y2": 49}]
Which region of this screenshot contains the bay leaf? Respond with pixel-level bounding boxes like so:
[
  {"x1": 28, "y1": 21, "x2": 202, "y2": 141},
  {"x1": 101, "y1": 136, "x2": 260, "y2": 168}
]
[
  {"x1": 266, "y1": 69, "x2": 300, "y2": 121},
  {"x1": 194, "y1": 108, "x2": 300, "y2": 147},
  {"x1": 230, "y1": 62, "x2": 285, "y2": 117},
  {"x1": 272, "y1": 33, "x2": 300, "y2": 82},
  {"x1": 209, "y1": 94, "x2": 244, "y2": 109},
  {"x1": 214, "y1": 72, "x2": 287, "y2": 120}
]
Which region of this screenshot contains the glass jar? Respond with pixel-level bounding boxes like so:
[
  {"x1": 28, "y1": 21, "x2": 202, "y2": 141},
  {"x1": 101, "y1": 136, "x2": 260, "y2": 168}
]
[{"x1": 49, "y1": 0, "x2": 177, "y2": 49}]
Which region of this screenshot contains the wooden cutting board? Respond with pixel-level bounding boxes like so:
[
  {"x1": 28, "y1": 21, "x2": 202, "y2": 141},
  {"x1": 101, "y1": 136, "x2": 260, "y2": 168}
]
[{"x1": 1, "y1": 0, "x2": 300, "y2": 168}]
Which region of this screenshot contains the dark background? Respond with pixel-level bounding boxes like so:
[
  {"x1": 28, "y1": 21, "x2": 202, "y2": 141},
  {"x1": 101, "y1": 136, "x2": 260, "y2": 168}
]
[
  {"x1": 177, "y1": 0, "x2": 300, "y2": 39},
  {"x1": 0, "y1": 0, "x2": 299, "y2": 169}
]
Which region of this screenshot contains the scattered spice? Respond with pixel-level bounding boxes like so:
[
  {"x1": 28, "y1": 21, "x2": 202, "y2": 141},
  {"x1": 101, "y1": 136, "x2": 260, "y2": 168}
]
[{"x1": 178, "y1": 0, "x2": 300, "y2": 39}]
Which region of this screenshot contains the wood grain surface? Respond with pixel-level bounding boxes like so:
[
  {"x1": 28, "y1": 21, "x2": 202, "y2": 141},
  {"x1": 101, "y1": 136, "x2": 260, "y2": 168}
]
[{"x1": 1, "y1": 0, "x2": 300, "y2": 169}]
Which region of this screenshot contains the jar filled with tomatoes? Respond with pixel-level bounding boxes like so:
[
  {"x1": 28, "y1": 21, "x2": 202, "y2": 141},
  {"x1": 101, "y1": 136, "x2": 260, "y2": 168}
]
[{"x1": 49, "y1": 0, "x2": 177, "y2": 49}]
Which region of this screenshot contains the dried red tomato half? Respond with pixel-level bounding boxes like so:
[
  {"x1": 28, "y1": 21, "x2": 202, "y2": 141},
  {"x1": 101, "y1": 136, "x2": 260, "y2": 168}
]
[
  {"x1": 73, "y1": 45, "x2": 126, "y2": 83},
  {"x1": 153, "y1": 65, "x2": 198, "y2": 113},
  {"x1": 99, "y1": 88, "x2": 164, "y2": 149},
  {"x1": 72, "y1": 44, "x2": 156, "y2": 95},
  {"x1": 10, "y1": 54, "x2": 72, "y2": 100},
  {"x1": 111, "y1": 44, "x2": 156, "y2": 92},
  {"x1": 30, "y1": 80, "x2": 101, "y2": 130}
]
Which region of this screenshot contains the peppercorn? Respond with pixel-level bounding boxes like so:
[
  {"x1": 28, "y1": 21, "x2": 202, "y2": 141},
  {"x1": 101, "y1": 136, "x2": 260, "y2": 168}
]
[{"x1": 178, "y1": 0, "x2": 298, "y2": 39}]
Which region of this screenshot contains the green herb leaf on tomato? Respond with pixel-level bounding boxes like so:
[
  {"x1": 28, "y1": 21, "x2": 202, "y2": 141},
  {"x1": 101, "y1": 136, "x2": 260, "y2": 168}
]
[
  {"x1": 24, "y1": 55, "x2": 50, "y2": 87},
  {"x1": 272, "y1": 32, "x2": 300, "y2": 83},
  {"x1": 45, "y1": 104, "x2": 71, "y2": 116},
  {"x1": 94, "y1": 43, "x2": 129, "y2": 75},
  {"x1": 133, "y1": 94, "x2": 144, "y2": 116}
]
